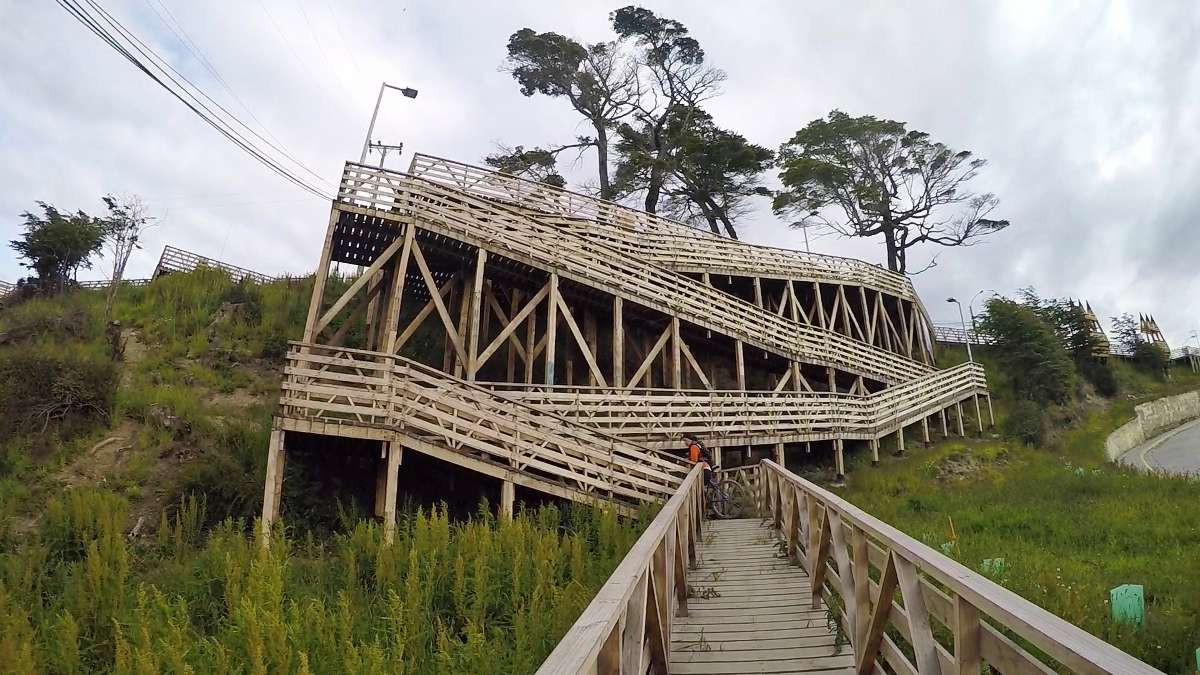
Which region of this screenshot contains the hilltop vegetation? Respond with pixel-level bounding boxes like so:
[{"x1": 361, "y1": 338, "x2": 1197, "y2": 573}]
[
  {"x1": 834, "y1": 294, "x2": 1200, "y2": 673},
  {"x1": 0, "y1": 271, "x2": 649, "y2": 673}
]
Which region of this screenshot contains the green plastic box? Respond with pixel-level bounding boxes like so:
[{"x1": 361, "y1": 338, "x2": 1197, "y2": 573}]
[{"x1": 1109, "y1": 584, "x2": 1144, "y2": 626}]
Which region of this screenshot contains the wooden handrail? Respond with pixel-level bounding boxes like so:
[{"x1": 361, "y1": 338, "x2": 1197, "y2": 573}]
[
  {"x1": 755, "y1": 460, "x2": 1162, "y2": 675},
  {"x1": 336, "y1": 164, "x2": 934, "y2": 385},
  {"x1": 535, "y1": 465, "x2": 706, "y2": 675}
]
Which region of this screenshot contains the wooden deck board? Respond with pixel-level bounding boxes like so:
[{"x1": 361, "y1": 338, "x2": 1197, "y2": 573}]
[{"x1": 671, "y1": 519, "x2": 854, "y2": 675}]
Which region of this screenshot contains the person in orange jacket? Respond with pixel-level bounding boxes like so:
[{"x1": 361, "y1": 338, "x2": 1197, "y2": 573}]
[{"x1": 683, "y1": 434, "x2": 713, "y2": 485}]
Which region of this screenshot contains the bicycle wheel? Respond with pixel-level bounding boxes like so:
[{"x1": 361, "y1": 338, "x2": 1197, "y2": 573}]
[
  {"x1": 705, "y1": 484, "x2": 731, "y2": 519},
  {"x1": 717, "y1": 479, "x2": 746, "y2": 518}
]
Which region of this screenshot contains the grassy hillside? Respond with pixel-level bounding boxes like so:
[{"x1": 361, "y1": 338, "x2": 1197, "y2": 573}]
[
  {"x1": 0, "y1": 272, "x2": 649, "y2": 673},
  {"x1": 837, "y1": 347, "x2": 1200, "y2": 673}
]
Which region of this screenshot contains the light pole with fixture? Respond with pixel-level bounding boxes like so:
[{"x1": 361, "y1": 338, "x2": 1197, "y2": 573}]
[
  {"x1": 968, "y1": 289, "x2": 996, "y2": 334},
  {"x1": 947, "y1": 297, "x2": 973, "y2": 362},
  {"x1": 360, "y1": 83, "x2": 418, "y2": 165}
]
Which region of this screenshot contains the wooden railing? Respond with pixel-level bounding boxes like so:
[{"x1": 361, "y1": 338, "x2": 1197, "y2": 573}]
[
  {"x1": 338, "y1": 163, "x2": 934, "y2": 385},
  {"x1": 535, "y1": 465, "x2": 705, "y2": 675},
  {"x1": 408, "y1": 153, "x2": 916, "y2": 300},
  {"x1": 754, "y1": 460, "x2": 1161, "y2": 675},
  {"x1": 278, "y1": 343, "x2": 688, "y2": 505},
  {"x1": 486, "y1": 362, "x2": 987, "y2": 448},
  {"x1": 152, "y1": 245, "x2": 277, "y2": 284}
]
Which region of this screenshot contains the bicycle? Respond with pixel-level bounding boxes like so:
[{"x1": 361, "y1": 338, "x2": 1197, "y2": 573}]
[{"x1": 704, "y1": 467, "x2": 746, "y2": 519}]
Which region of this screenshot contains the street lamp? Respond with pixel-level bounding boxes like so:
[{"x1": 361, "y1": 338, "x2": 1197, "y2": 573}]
[
  {"x1": 967, "y1": 289, "x2": 996, "y2": 334},
  {"x1": 359, "y1": 82, "x2": 418, "y2": 164},
  {"x1": 947, "y1": 297, "x2": 973, "y2": 362}
]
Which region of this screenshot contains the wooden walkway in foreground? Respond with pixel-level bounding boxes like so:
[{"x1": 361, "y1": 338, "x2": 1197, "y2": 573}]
[{"x1": 672, "y1": 519, "x2": 854, "y2": 674}]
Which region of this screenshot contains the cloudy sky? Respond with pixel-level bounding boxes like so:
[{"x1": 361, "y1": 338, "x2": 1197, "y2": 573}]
[{"x1": 2, "y1": 1, "x2": 1198, "y2": 343}]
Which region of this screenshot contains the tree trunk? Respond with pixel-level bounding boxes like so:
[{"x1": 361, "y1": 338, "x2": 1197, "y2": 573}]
[
  {"x1": 644, "y1": 162, "x2": 664, "y2": 214},
  {"x1": 710, "y1": 198, "x2": 739, "y2": 240},
  {"x1": 594, "y1": 124, "x2": 612, "y2": 200},
  {"x1": 883, "y1": 224, "x2": 902, "y2": 273}
]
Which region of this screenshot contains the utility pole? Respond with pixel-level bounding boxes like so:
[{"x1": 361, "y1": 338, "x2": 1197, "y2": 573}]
[
  {"x1": 369, "y1": 142, "x2": 405, "y2": 168},
  {"x1": 359, "y1": 82, "x2": 418, "y2": 164}
]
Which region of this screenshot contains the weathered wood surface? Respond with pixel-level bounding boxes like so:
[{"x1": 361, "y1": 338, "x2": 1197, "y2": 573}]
[
  {"x1": 536, "y1": 465, "x2": 705, "y2": 675},
  {"x1": 671, "y1": 518, "x2": 854, "y2": 675},
  {"x1": 280, "y1": 342, "x2": 689, "y2": 506},
  {"x1": 336, "y1": 163, "x2": 933, "y2": 385},
  {"x1": 754, "y1": 461, "x2": 1163, "y2": 675},
  {"x1": 407, "y1": 153, "x2": 915, "y2": 302}
]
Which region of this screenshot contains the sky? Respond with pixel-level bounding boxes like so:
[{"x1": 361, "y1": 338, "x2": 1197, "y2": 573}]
[{"x1": 2, "y1": 1, "x2": 1199, "y2": 344}]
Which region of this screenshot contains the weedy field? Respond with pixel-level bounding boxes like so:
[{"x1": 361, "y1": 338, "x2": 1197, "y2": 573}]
[{"x1": 838, "y1": 353, "x2": 1200, "y2": 673}]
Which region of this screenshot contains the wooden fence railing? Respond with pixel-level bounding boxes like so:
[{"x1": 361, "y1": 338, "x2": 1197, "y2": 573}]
[
  {"x1": 535, "y1": 465, "x2": 705, "y2": 675},
  {"x1": 755, "y1": 460, "x2": 1161, "y2": 675},
  {"x1": 408, "y1": 153, "x2": 916, "y2": 300},
  {"x1": 338, "y1": 163, "x2": 934, "y2": 385},
  {"x1": 278, "y1": 342, "x2": 688, "y2": 505},
  {"x1": 486, "y1": 362, "x2": 988, "y2": 448},
  {"x1": 153, "y1": 245, "x2": 276, "y2": 284}
]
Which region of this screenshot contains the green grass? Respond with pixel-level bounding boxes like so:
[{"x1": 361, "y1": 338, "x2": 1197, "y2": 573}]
[{"x1": 839, "y1": 366, "x2": 1200, "y2": 673}]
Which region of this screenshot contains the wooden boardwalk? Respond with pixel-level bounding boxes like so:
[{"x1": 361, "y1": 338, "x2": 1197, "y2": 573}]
[{"x1": 671, "y1": 518, "x2": 854, "y2": 674}]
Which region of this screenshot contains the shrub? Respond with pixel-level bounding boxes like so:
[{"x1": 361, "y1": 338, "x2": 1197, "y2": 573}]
[
  {"x1": 0, "y1": 345, "x2": 116, "y2": 442},
  {"x1": 1003, "y1": 400, "x2": 1045, "y2": 445},
  {"x1": 978, "y1": 297, "x2": 1075, "y2": 405},
  {"x1": 1079, "y1": 359, "x2": 1118, "y2": 397}
]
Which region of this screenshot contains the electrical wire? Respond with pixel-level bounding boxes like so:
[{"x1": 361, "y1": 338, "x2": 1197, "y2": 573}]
[{"x1": 55, "y1": 0, "x2": 333, "y2": 200}]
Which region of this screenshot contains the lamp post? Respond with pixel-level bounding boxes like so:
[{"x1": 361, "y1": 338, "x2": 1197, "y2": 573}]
[
  {"x1": 359, "y1": 83, "x2": 418, "y2": 164},
  {"x1": 947, "y1": 297, "x2": 973, "y2": 362},
  {"x1": 967, "y1": 289, "x2": 996, "y2": 334}
]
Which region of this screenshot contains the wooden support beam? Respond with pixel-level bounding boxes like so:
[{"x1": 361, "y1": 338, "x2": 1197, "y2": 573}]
[
  {"x1": 957, "y1": 401, "x2": 966, "y2": 436},
  {"x1": 856, "y1": 552, "x2": 898, "y2": 675},
  {"x1": 545, "y1": 273, "x2": 559, "y2": 384},
  {"x1": 382, "y1": 442, "x2": 402, "y2": 544},
  {"x1": 986, "y1": 394, "x2": 996, "y2": 427},
  {"x1": 301, "y1": 210, "x2": 339, "y2": 343},
  {"x1": 410, "y1": 239, "x2": 469, "y2": 371},
  {"x1": 834, "y1": 439, "x2": 845, "y2": 480},
  {"x1": 941, "y1": 407, "x2": 950, "y2": 437},
  {"x1": 382, "y1": 225, "x2": 416, "y2": 353},
  {"x1": 671, "y1": 317, "x2": 682, "y2": 390},
  {"x1": 393, "y1": 275, "x2": 457, "y2": 354},
  {"x1": 465, "y1": 248, "x2": 487, "y2": 381},
  {"x1": 525, "y1": 295, "x2": 537, "y2": 384},
  {"x1": 734, "y1": 340, "x2": 746, "y2": 390},
  {"x1": 922, "y1": 416, "x2": 931, "y2": 445},
  {"x1": 812, "y1": 282, "x2": 827, "y2": 329},
  {"x1": 584, "y1": 310, "x2": 598, "y2": 386},
  {"x1": 870, "y1": 438, "x2": 880, "y2": 466},
  {"x1": 774, "y1": 442, "x2": 785, "y2": 466},
  {"x1": 753, "y1": 276, "x2": 764, "y2": 308},
  {"x1": 897, "y1": 424, "x2": 906, "y2": 455},
  {"x1": 954, "y1": 596, "x2": 983, "y2": 675},
  {"x1": 859, "y1": 286, "x2": 874, "y2": 344},
  {"x1": 500, "y1": 479, "x2": 515, "y2": 520},
  {"x1": 260, "y1": 428, "x2": 285, "y2": 547},
  {"x1": 678, "y1": 338, "x2": 712, "y2": 390},
  {"x1": 974, "y1": 394, "x2": 984, "y2": 434},
  {"x1": 626, "y1": 323, "x2": 672, "y2": 390},
  {"x1": 315, "y1": 233, "x2": 408, "y2": 337},
  {"x1": 556, "y1": 294, "x2": 609, "y2": 388},
  {"x1": 612, "y1": 297, "x2": 624, "y2": 388}
]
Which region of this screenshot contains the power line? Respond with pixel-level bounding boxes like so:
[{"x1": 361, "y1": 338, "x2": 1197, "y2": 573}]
[
  {"x1": 141, "y1": 0, "x2": 332, "y2": 189},
  {"x1": 55, "y1": 0, "x2": 332, "y2": 200}
]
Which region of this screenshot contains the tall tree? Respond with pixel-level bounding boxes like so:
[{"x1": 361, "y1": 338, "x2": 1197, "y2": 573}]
[
  {"x1": 504, "y1": 29, "x2": 637, "y2": 199},
  {"x1": 10, "y1": 203, "x2": 106, "y2": 292},
  {"x1": 610, "y1": 6, "x2": 724, "y2": 214},
  {"x1": 618, "y1": 107, "x2": 772, "y2": 238},
  {"x1": 484, "y1": 146, "x2": 567, "y2": 187},
  {"x1": 101, "y1": 194, "x2": 155, "y2": 321},
  {"x1": 773, "y1": 110, "x2": 1010, "y2": 274}
]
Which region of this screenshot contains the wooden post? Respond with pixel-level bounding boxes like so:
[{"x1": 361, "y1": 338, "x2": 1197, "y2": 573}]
[
  {"x1": 826, "y1": 367, "x2": 836, "y2": 393},
  {"x1": 584, "y1": 309, "x2": 598, "y2": 386},
  {"x1": 364, "y1": 269, "x2": 384, "y2": 350},
  {"x1": 373, "y1": 446, "x2": 387, "y2": 517},
  {"x1": 524, "y1": 296, "x2": 537, "y2": 384},
  {"x1": 922, "y1": 416, "x2": 931, "y2": 445},
  {"x1": 382, "y1": 441, "x2": 402, "y2": 544},
  {"x1": 383, "y1": 225, "x2": 415, "y2": 353},
  {"x1": 671, "y1": 316, "x2": 682, "y2": 390},
  {"x1": 775, "y1": 442, "x2": 785, "y2": 467},
  {"x1": 957, "y1": 402, "x2": 966, "y2": 436},
  {"x1": 753, "y1": 277, "x2": 764, "y2": 308},
  {"x1": 506, "y1": 289, "x2": 521, "y2": 381},
  {"x1": 260, "y1": 428, "x2": 285, "y2": 547},
  {"x1": 974, "y1": 394, "x2": 984, "y2": 434},
  {"x1": 897, "y1": 425, "x2": 906, "y2": 455},
  {"x1": 986, "y1": 394, "x2": 996, "y2": 427},
  {"x1": 545, "y1": 273, "x2": 559, "y2": 384},
  {"x1": 955, "y1": 596, "x2": 982, "y2": 674},
  {"x1": 466, "y1": 249, "x2": 487, "y2": 381},
  {"x1": 834, "y1": 439, "x2": 845, "y2": 481},
  {"x1": 500, "y1": 479, "x2": 515, "y2": 520},
  {"x1": 941, "y1": 407, "x2": 949, "y2": 437},
  {"x1": 735, "y1": 339, "x2": 746, "y2": 390},
  {"x1": 613, "y1": 296, "x2": 624, "y2": 388},
  {"x1": 870, "y1": 438, "x2": 880, "y2": 466},
  {"x1": 301, "y1": 210, "x2": 340, "y2": 343},
  {"x1": 713, "y1": 446, "x2": 723, "y2": 469}
]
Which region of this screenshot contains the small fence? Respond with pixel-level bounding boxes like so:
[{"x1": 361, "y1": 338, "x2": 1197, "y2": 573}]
[{"x1": 152, "y1": 245, "x2": 276, "y2": 284}]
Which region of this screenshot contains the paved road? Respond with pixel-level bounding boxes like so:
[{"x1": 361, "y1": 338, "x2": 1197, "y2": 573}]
[{"x1": 1120, "y1": 417, "x2": 1200, "y2": 475}]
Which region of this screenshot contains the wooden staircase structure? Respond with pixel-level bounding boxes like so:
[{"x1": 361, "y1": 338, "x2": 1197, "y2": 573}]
[{"x1": 262, "y1": 152, "x2": 990, "y2": 532}]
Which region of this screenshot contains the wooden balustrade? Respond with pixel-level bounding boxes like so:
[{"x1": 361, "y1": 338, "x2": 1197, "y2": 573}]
[
  {"x1": 152, "y1": 244, "x2": 276, "y2": 284},
  {"x1": 337, "y1": 163, "x2": 934, "y2": 385},
  {"x1": 407, "y1": 153, "x2": 916, "y2": 300},
  {"x1": 279, "y1": 342, "x2": 688, "y2": 506},
  {"x1": 487, "y1": 362, "x2": 987, "y2": 447},
  {"x1": 754, "y1": 460, "x2": 1162, "y2": 675},
  {"x1": 535, "y1": 465, "x2": 706, "y2": 675}
]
